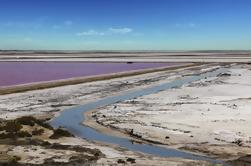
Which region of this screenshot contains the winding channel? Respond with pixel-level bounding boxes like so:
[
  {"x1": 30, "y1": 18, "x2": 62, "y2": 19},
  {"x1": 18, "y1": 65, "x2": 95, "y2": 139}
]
[{"x1": 50, "y1": 67, "x2": 228, "y2": 165}]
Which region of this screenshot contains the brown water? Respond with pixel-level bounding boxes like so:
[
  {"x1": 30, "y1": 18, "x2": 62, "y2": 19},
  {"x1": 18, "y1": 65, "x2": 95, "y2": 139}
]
[{"x1": 0, "y1": 62, "x2": 179, "y2": 87}]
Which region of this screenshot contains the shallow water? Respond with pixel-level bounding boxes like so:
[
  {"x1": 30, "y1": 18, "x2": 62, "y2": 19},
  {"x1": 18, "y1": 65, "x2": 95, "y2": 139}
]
[
  {"x1": 50, "y1": 67, "x2": 228, "y2": 165},
  {"x1": 0, "y1": 62, "x2": 176, "y2": 87}
]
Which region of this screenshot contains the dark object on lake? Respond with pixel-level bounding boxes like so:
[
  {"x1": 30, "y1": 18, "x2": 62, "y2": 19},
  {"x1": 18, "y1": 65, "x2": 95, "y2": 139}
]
[{"x1": 127, "y1": 62, "x2": 133, "y2": 64}]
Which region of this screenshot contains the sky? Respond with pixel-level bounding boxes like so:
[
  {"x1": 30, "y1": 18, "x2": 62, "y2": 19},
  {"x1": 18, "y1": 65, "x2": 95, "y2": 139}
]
[{"x1": 0, "y1": 0, "x2": 250, "y2": 50}]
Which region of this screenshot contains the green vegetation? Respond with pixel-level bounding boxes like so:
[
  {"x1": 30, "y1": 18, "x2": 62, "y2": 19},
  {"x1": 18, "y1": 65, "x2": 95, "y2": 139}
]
[
  {"x1": 0, "y1": 116, "x2": 50, "y2": 139},
  {"x1": 117, "y1": 159, "x2": 126, "y2": 164},
  {"x1": 17, "y1": 116, "x2": 53, "y2": 130},
  {"x1": 127, "y1": 158, "x2": 136, "y2": 164},
  {"x1": 3, "y1": 120, "x2": 22, "y2": 132},
  {"x1": 0, "y1": 154, "x2": 21, "y2": 166}
]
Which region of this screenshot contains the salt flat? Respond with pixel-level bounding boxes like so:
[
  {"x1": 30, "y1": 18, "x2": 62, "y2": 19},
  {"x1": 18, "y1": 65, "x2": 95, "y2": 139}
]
[
  {"x1": 92, "y1": 64, "x2": 251, "y2": 160},
  {"x1": 1, "y1": 61, "x2": 250, "y2": 165},
  {"x1": 0, "y1": 63, "x2": 219, "y2": 165}
]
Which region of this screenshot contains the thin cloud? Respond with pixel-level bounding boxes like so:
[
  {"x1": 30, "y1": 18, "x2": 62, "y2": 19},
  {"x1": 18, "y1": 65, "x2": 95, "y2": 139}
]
[
  {"x1": 76, "y1": 30, "x2": 105, "y2": 36},
  {"x1": 109, "y1": 27, "x2": 133, "y2": 34},
  {"x1": 76, "y1": 27, "x2": 133, "y2": 37}
]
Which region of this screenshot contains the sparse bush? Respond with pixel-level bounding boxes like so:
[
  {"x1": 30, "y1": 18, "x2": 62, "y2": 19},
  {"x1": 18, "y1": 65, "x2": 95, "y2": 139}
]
[
  {"x1": 36, "y1": 120, "x2": 53, "y2": 130},
  {"x1": 12, "y1": 155, "x2": 21, "y2": 161},
  {"x1": 117, "y1": 159, "x2": 126, "y2": 164},
  {"x1": 1, "y1": 155, "x2": 22, "y2": 166},
  {"x1": 232, "y1": 139, "x2": 243, "y2": 146},
  {"x1": 49, "y1": 128, "x2": 73, "y2": 139},
  {"x1": 0, "y1": 133, "x2": 15, "y2": 139},
  {"x1": 5, "y1": 121, "x2": 22, "y2": 133},
  {"x1": 16, "y1": 116, "x2": 53, "y2": 130},
  {"x1": 17, "y1": 116, "x2": 36, "y2": 126},
  {"x1": 17, "y1": 131, "x2": 32, "y2": 138},
  {"x1": 127, "y1": 158, "x2": 136, "y2": 163},
  {"x1": 32, "y1": 128, "x2": 44, "y2": 136}
]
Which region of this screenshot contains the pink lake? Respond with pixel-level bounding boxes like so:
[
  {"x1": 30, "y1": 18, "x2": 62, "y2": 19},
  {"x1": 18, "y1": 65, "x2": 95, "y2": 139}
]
[{"x1": 0, "y1": 62, "x2": 182, "y2": 87}]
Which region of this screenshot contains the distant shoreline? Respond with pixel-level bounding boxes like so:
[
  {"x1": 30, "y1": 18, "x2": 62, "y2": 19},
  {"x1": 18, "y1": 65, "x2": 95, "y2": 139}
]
[
  {"x1": 1, "y1": 50, "x2": 251, "y2": 57},
  {"x1": 0, "y1": 51, "x2": 251, "y2": 63}
]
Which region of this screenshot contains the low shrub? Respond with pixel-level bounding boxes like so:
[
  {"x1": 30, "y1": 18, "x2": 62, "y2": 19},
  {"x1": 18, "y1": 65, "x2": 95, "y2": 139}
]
[
  {"x1": 32, "y1": 128, "x2": 44, "y2": 136},
  {"x1": 49, "y1": 128, "x2": 73, "y2": 139},
  {"x1": 5, "y1": 121, "x2": 22, "y2": 133}
]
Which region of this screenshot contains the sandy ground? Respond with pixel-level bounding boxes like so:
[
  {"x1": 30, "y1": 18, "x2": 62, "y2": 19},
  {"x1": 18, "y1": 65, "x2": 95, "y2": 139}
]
[
  {"x1": 0, "y1": 63, "x2": 221, "y2": 165},
  {"x1": 90, "y1": 64, "x2": 251, "y2": 161}
]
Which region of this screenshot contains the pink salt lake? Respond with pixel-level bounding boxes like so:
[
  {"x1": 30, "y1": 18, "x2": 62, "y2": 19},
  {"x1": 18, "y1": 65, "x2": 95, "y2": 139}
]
[{"x1": 0, "y1": 62, "x2": 181, "y2": 87}]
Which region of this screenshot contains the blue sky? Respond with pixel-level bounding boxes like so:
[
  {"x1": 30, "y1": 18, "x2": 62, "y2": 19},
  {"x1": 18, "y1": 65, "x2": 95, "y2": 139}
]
[{"x1": 0, "y1": 0, "x2": 250, "y2": 50}]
